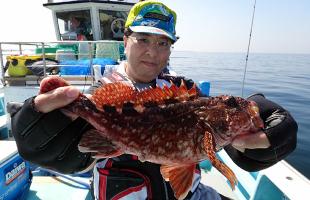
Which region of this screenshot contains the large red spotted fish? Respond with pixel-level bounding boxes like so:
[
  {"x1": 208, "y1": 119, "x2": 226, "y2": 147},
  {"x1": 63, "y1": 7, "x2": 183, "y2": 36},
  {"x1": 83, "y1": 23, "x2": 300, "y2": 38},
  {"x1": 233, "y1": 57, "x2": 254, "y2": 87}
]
[{"x1": 39, "y1": 76, "x2": 264, "y2": 200}]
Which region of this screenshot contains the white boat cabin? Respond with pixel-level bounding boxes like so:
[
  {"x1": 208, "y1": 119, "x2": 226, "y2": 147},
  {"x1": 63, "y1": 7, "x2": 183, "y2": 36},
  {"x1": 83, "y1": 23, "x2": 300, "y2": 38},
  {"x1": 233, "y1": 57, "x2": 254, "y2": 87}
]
[{"x1": 44, "y1": 0, "x2": 139, "y2": 41}]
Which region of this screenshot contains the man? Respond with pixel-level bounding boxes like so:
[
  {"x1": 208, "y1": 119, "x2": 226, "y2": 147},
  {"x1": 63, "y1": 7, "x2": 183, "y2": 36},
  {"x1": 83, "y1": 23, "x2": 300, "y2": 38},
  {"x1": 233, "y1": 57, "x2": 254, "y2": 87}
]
[
  {"x1": 69, "y1": 16, "x2": 92, "y2": 41},
  {"x1": 12, "y1": 1, "x2": 297, "y2": 199}
]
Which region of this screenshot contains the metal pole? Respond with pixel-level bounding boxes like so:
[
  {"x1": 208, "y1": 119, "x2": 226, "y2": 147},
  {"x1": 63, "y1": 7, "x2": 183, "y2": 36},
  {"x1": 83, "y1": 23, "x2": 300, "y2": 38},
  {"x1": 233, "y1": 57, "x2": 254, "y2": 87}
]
[
  {"x1": 89, "y1": 42, "x2": 94, "y2": 85},
  {"x1": 18, "y1": 44, "x2": 22, "y2": 55},
  {"x1": 42, "y1": 42, "x2": 47, "y2": 77},
  {"x1": 0, "y1": 43, "x2": 4, "y2": 85}
]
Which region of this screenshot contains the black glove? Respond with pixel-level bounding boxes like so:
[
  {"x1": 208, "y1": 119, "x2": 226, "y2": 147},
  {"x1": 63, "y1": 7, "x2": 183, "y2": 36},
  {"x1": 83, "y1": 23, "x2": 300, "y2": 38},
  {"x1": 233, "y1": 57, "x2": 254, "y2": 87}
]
[
  {"x1": 11, "y1": 97, "x2": 95, "y2": 174},
  {"x1": 225, "y1": 93, "x2": 298, "y2": 171}
]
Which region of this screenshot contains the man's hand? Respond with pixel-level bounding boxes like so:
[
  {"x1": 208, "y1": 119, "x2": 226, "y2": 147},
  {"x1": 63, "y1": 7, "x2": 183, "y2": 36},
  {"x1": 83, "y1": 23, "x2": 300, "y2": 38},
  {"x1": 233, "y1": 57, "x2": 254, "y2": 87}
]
[
  {"x1": 232, "y1": 131, "x2": 271, "y2": 152},
  {"x1": 34, "y1": 86, "x2": 80, "y2": 113},
  {"x1": 224, "y1": 93, "x2": 297, "y2": 171}
]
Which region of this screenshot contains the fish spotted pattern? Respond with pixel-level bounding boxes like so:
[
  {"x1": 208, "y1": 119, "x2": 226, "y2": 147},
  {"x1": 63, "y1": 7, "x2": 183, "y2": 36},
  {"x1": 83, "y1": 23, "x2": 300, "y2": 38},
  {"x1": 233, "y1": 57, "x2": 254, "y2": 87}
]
[{"x1": 39, "y1": 76, "x2": 264, "y2": 200}]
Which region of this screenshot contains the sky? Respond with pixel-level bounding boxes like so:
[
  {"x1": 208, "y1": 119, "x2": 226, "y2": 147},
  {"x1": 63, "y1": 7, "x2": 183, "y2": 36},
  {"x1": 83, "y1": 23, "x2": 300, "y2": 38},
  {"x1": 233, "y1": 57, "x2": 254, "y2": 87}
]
[{"x1": 0, "y1": 0, "x2": 309, "y2": 54}]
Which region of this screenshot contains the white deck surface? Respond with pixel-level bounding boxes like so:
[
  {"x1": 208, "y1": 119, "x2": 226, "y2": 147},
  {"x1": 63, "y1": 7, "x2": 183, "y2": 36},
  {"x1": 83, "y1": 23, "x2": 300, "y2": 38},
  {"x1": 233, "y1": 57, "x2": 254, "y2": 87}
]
[
  {"x1": 0, "y1": 140, "x2": 17, "y2": 163},
  {"x1": 201, "y1": 168, "x2": 239, "y2": 200},
  {"x1": 26, "y1": 176, "x2": 92, "y2": 200}
]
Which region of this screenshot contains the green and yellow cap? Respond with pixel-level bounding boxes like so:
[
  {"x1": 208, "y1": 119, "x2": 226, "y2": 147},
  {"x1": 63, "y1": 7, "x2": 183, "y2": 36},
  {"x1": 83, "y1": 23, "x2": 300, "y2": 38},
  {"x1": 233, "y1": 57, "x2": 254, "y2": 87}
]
[{"x1": 125, "y1": 1, "x2": 177, "y2": 42}]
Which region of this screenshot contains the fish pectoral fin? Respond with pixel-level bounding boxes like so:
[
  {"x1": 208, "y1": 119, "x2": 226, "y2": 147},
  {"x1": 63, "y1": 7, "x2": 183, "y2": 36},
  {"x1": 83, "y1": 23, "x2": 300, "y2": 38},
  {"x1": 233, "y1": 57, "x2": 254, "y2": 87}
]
[
  {"x1": 203, "y1": 131, "x2": 237, "y2": 189},
  {"x1": 92, "y1": 149, "x2": 124, "y2": 159},
  {"x1": 160, "y1": 164, "x2": 196, "y2": 200},
  {"x1": 78, "y1": 129, "x2": 123, "y2": 158}
]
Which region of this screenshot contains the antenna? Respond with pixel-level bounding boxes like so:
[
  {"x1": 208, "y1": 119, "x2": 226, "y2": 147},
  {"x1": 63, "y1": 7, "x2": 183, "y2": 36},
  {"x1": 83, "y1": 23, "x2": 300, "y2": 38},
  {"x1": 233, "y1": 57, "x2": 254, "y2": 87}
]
[{"x1": 241, "y1": 0, "x2": 257, "y2": 97}]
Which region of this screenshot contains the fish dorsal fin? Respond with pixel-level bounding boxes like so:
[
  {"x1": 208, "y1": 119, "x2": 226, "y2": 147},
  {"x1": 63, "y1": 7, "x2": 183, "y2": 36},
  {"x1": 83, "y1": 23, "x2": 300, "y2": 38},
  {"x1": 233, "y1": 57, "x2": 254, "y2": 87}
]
[
  {"x1": 160, "y1": 164, "x2": 196, "y2": 200},
  {"x1": 92, "y1": 80, "x2": 199, "y2": 112},
  {"x1": 92, "y1": 82, "x2": 135, "y2": 111}
]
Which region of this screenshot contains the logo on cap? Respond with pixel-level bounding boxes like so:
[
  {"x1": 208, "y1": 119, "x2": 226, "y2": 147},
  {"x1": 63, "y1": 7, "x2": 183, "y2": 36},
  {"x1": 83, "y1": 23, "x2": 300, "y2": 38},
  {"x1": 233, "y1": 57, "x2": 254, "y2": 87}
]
[{"x1": 125, "y1": 1, "x2": 177, "y2": 41}]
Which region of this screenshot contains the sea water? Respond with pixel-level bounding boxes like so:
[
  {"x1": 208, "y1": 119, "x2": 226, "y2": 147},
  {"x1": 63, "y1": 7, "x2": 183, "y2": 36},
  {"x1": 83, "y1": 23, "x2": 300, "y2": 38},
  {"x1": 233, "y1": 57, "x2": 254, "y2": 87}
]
[{"x1": 170, "y1": 51, "x2": 310, "y2": 179}]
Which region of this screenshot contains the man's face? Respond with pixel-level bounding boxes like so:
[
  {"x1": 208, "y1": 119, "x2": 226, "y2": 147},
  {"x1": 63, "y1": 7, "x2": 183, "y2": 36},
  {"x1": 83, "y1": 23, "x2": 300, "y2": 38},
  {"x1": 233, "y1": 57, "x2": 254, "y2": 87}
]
[
  {"x1": 123, "y1": 32, "x2": 172, "y2": 83},
  {"x1": 69, "y1": 17, "x2": 80, "y2": 30}
]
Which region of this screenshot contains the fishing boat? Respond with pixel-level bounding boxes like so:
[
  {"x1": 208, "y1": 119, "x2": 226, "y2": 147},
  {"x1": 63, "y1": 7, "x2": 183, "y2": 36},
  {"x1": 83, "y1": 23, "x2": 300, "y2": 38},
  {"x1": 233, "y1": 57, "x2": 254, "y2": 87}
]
[{"x1": 0, "y1": 0, "x2": 309, "y2": 199}]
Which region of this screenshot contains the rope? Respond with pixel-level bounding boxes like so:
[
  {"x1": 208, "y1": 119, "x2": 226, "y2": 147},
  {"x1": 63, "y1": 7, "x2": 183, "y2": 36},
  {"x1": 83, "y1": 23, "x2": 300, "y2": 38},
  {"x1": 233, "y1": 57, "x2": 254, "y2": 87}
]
[
  {"x1": 241, "y1": 0, "x2": 257, "y2": 97},
  {"x1": 34, "y1": 167, "x2": 91, "y2": 189}
]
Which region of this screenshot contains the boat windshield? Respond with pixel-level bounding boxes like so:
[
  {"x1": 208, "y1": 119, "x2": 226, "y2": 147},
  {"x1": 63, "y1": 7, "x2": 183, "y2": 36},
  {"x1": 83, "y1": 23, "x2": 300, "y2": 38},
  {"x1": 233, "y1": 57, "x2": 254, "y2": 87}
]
[
  {"x1": 56, "y1": 10, "x2": 93, "y2": 41},
  {"x1": 99, "y1": 10, "x2": 128, "y2": 41}
]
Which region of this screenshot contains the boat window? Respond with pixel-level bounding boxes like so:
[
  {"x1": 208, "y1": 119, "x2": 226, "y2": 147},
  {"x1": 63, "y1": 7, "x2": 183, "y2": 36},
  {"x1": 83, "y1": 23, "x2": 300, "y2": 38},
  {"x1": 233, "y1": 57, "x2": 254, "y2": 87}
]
[
  {"x1": 56, "y1": 10, "x2": 93, "y2": 41},
  {"x1": 99, "y1": 10, "x2": 128, "y2": 41}
]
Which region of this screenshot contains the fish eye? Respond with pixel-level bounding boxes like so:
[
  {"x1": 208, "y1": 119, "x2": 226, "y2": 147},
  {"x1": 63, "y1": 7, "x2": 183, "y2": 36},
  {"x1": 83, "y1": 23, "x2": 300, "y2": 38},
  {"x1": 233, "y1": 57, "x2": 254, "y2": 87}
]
[{"x1": 224, "y1": 96, "x2": 239, "y2": 108}]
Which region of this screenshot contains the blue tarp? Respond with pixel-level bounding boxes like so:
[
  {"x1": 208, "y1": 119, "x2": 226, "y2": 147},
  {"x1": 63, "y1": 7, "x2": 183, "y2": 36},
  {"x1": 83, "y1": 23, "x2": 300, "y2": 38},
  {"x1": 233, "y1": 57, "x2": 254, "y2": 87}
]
[{"x1": 60, "y1": 58, "x2": 117, "y2": 75}]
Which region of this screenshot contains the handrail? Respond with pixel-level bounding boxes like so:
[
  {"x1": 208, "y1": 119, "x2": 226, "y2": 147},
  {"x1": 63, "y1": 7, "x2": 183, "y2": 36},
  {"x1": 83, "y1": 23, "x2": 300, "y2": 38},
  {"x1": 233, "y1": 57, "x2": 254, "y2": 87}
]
[
  {"x1": 0, "y1": 40, "x2": 124, "y2": 86},
  {"x1": 0, "y1": 41, "x2": 123, "y2": 44}
]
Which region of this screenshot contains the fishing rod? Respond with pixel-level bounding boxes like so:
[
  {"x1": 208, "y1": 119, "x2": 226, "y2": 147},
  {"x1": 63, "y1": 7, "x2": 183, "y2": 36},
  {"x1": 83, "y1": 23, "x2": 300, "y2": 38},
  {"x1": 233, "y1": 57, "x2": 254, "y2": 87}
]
[{"x1": 241, "y1": 0, "x2": 257, "y2": 97}]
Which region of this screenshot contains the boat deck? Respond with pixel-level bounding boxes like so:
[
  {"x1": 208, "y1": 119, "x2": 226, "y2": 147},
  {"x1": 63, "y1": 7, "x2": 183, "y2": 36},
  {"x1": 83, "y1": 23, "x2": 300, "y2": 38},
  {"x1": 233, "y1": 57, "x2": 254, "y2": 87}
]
[
  {"x1": 1, "y1": 141, "x2": 236, "y2": 200},
  {"x1": 2, "y1": 140, "x2": 310, "y2": 200},
  {"x1": 25, "y1": 168, "x2": 238, "y2": 200},
  {"x1": 201, "y1": 167, "x2": 238, "y2": 199},
  {"x1": 27, "y1": 176, "x2": 92, "y2": 200}
]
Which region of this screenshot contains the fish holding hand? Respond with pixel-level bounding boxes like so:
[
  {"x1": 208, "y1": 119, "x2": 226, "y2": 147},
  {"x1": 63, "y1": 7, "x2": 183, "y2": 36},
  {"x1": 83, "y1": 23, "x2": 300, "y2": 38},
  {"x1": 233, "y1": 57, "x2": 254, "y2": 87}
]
[{"x1": 39, "y1": 75, "x2": 264, "y2": 200}]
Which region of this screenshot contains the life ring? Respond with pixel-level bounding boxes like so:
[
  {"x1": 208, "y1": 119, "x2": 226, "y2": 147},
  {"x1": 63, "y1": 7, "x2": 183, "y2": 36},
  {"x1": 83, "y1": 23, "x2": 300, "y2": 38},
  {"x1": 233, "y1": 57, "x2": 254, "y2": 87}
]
[{"x1": 111, "y1": 18, "x2": 125, "y2": 37}]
